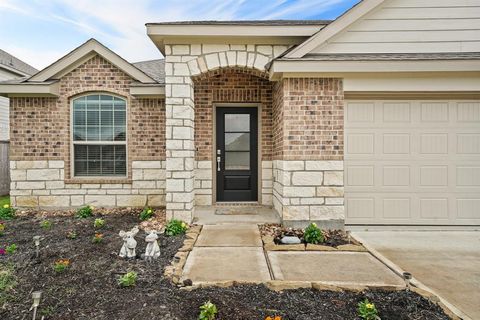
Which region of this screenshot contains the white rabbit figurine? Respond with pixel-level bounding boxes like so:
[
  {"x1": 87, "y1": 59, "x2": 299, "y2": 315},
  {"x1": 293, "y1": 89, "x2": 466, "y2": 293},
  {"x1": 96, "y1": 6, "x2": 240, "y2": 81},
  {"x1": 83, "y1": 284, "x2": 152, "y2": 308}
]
[
  {"x1": 144, "y1": 230, "x2": 161, "y2": 261},
  {"x1": 119, "y1": 226, "x2": 139, "y2": 258}
]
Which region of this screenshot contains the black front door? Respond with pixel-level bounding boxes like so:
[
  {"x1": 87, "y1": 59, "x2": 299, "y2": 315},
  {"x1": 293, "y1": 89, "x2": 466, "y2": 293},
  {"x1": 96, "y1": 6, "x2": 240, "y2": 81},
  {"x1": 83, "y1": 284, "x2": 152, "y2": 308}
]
[{"x1": 216, "y1": 107, "x2": 258, "y2": 202}]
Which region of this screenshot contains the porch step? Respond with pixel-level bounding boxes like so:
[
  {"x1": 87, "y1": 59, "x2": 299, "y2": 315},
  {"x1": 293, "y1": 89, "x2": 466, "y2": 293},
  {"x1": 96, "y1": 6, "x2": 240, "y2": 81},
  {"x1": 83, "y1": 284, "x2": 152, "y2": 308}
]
[{"x1": 193, "y1": 205, "x2": 281, "y2": 225}]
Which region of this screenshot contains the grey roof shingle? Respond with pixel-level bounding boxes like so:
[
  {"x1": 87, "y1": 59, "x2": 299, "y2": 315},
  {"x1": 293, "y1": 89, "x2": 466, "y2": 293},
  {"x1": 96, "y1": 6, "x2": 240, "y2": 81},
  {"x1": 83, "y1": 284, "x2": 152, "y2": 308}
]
[
  {"x1": 0, "y1": 49, "x2": 38, "y2": 76},
  {"x1": 146, "y1": 20, "x2": 332, "y2": 26},
  {"x1": 283, "y1": 52, "x2": 480, "y2": 61},
  {"x1": 133, "y1": 59, "x2": 165, "y2": 84}
]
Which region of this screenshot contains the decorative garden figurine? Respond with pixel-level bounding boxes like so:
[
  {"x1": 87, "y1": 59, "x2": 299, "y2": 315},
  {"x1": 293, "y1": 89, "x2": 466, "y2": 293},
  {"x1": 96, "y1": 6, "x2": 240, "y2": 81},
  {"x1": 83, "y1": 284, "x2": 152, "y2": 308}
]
[
  {"x1": 119, "y1": 226, "x2": 139, "y2": 258},
  {"x1": 144, "y1": 230, "x2": 161, "y2": 261}
]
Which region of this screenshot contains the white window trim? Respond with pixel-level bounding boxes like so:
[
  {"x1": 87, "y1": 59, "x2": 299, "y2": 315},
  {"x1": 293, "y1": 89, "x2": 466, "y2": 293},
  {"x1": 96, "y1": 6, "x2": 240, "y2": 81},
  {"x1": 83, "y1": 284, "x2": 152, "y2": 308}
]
[{"x1": 70, "y1": 93, "x2": 128, "y2": 179}]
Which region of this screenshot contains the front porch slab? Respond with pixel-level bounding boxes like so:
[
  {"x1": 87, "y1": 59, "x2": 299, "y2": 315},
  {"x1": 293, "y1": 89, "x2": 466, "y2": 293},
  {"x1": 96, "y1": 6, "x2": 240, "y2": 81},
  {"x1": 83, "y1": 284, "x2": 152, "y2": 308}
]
[
  {"x1": 195, "y1": 224, "x2": 262, "y2": 247},
  {"x1": 182, "y1": 247, "x2": 271, "y2": 282},
  {"x1": 194, "y1": 205, "x2": 281, "y2": 225},
  {"x1": 268, "y1": 251, "x2": 404, "y2": 286}
]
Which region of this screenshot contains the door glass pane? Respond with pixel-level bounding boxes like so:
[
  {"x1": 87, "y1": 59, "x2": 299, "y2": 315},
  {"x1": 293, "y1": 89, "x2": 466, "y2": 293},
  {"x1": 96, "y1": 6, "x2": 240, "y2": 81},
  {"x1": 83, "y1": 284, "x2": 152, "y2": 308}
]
[
  {"x1": 225, "y1": 152, "x2": 250, "y2": 170},
  {"x1": 225, "y1": 133, "x2": 250, "y2": 151},
  {"x1": 225, "y1": 114, "x2": 249, "y2": 132}
]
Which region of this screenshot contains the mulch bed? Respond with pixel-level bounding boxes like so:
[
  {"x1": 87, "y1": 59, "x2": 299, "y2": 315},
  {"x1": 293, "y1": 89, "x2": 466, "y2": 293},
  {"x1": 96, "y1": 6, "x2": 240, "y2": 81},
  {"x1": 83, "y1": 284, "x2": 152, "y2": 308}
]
[
  {"x1": 0, "y1": 213, "x2": 451, "y2": 320},
  {"x1": 260, "y1": 224, "x2": 359, "y2": 247}
]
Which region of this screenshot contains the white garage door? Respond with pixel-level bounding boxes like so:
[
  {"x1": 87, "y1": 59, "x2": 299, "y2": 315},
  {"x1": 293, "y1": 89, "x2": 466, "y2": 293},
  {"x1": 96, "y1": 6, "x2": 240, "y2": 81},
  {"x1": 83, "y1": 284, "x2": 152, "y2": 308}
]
[{"x1": 345, "y1": 100, "x2": 480, "y2": 225}]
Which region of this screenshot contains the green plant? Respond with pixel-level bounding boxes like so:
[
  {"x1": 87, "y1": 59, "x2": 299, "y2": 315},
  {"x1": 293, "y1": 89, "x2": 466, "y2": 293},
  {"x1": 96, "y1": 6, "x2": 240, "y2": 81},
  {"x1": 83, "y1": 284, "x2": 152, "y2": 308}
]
[
  {"x1": 165, "y1": 219, "x2": 188, "y2": 236},
  {"x1": 94, "y1": 218, "x2": 105, "y2": 228},
  {"x1": 358, "y1": 299, "x2": 379, "y2": 320},
  {"x1": 66, "y1": 230, "x2": 77, "y2": 239},
  {"x1": 76, "y1": 205, "x2": 94, "y2": 218},
  {"x1": 5, "y1": 244, "x2": 17, "y2": 255},
  {"x1": 92, "y1": 233, "x2": 103, "y2": 243},
  {"x1": 40, "y1": 220, "x2": 52, "y2": 229},
  {"x1": 304, "y1": 223, "x2": 324, "y2": 244},
  {"x1": 0, "y1": 263, "x2": 16, "y2": 305},
  {"x1": 198, "y1": 301, "x2": 217, "y2": 320},
  {"x1": 53, "y1": 259, "x2": 70, "y2": 272},
  {"x1": 0, "y1": 221, "x2": 5, "y2": 236},
  {"x1": 139, "y1": 207, "x2": 154, "y2": 221},
  {"x1": 0, "y1": 204, "x2": 15, "y2": 220},
  {"x1": 118, "y1": 271, "x2": 137, "y2": 287}
]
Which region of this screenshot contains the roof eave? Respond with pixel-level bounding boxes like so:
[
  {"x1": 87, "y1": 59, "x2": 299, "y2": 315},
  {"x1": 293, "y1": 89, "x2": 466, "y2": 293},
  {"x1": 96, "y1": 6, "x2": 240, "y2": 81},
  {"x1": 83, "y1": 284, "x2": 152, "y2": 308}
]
[{"x1": 0, "y1": 82, "x2": 60, "y2": 97}]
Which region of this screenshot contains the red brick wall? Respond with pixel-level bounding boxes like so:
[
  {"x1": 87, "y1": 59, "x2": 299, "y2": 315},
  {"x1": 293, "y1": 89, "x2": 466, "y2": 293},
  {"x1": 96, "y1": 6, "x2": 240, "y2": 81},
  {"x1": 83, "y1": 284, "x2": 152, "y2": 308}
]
[
  {"x1": 193, "y1": 67, "x2": 273, "y2": 161},
  {"x1": 273, "y1": 78, "x2": 344, "y2": 160},
  {"x1": 9, "y1": 55, "x2": 165, "y2": 174}
]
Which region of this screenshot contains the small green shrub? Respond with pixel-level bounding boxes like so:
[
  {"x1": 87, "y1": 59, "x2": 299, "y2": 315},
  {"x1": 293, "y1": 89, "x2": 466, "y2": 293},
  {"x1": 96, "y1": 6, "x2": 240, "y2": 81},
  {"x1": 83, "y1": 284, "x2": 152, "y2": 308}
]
[
  {"x1": 93, "y1": 218, "x2": 105, "y2": 228},
  {"x1": 139, "y1": 207, "x2": 154, "y2": 221},
  {"x1": 53, "y1": 259, "x2": 70, "y2": 273},
  {"x1": 118, "y1": 271, "x2": 137, "y2": 287},
  {"x1": 76, "y1": 205, "x2": 94, "y2": 218},
  {"x1": 304, "y1": 223, "x2": 324, "y2": 244},
  {"x1": 40, "y1": 220, "x2": 52, "y2": 229},
  {"x1": 0, "y1": 222, "x2": 5, "y2": 236},
  {"x1": 92, "y1": 233, "x2": 103, "y2": 243},
  {"x1": 0, "y1": 263, "x2": 16, "y2": 305},
  {"x1": 0, "y1": 204, "x2": 15, "y2": 220},
  {"x1": 198, "y1": 301, "x2": 217, "y2": 320},
  {"x1": 5, "y1": 244, "x2": 17, "y2": 255},
  {"x1": 358, "y1": 299, "x2": 379, "y2": 320},
  {"x1": 165, "y1": 219, "x2": 188, "y2": 236}
]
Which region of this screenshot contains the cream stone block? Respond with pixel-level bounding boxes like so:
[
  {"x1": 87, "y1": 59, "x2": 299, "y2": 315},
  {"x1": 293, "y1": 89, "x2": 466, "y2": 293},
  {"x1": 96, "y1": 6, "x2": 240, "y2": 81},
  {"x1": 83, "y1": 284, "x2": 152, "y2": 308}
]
[
  {"x1": 81, "y1": 184, "x2": 101, "y2": 189},
  {"x1": 226, "y1": 51, "x2": 236, "y2": 66},
  {"x1": 132, "y1": 161, "x2": 163, "y2": 169},
  {"x1": 261, "y1": 194, "x2": 273, "y2": 206},
  {"x1": 283, "y1": 205, "x2": 309, "y2": 220},
  {"x1": 167, "y1": 158, "x2": 185, "y2": 171},
  {"x1": 310, "y1": 206, "x2": 345, "y2": 220},
  {"x1": 325, "y1": 198, "x2": 345, "y2": 205},
  {"x1": 148, "y1": 194, "x2": 166, "y2": 206},
  {"x1": 17, "y1": 161, "x2": 48, "y2": 169},
  {"x1": 195, "y1": 168, "x2": 212, "y2": 180},
  {"x1": 282, "y1": 161, "x2": 305, "y2": 171},
  {"x1": 198, "y1": 57, "x2": 208, "y2": 73},
  {"x1": 174, "y1": 63, "x2": 190, "y2": 76},
  {"x1": 9, "y1": 161, "x2": 16, "y2": 169},
  {"x1": 324, "y1": 171, "x2": 344, "y2": 186},
  {"x1": 85, "y1": 195, "x2": 116, "y2": 206},
  {"x1": 16, "y1": 181, "x2": 45, "y2": 189},
  {"x1": 48, "y1": 160, "x2": 64, "y2": 169},
  {"x1": 172, "y1": 45, "x2": 190, "y2": 55},
  {"x1": 26, "y1": 169, "x2": 59, "y2": 181},
  {"x1": 166, "y1": 179, "x2": 184, "y2": 192},
  {"x1": 195, "y1": 194, "x2": 212, "y2": 206},
  {"x1": 262, "y1": 161, "x2": 273, "y2": 169},
  {"x1": 117, "y1": 195, "x2": 147, "y2": 207},
  {"x1": 247, "y1": 52, "x2": 255, "y2": 67},
  {"x1": 164, "y1": 62, "x2": 173, "y2": 75},
  {"x1": 142, "y1": 169, "x2": 165, "y2": 180},
  {"x1": 187, "y1": 59, "x2": 200, "y2": 75},
  {"x1": 39, "y1": 196, "x2": 70, "y2": 207},
  {"x1": 100, "y1": 184, "x2": 123, "y2": 189},
  {"x1": 202, "y1": 44, "x2": 229, "y2": 53},
  {"x1": 172, "y1": 126, "x2": 192, "y2": 140},
  {"x1": 197, "y1": 161, "x2": 212, "y2": 169},
  {"x1": 10, "y1": 189, "x2": 31, "y2": 196},
  {"x1": 172, "y1": 84, "x2": 191, "y2": 98},
  {"x1": 316, "y1": 187, "x2": 344, "y2": 197},
  {"x1": 205, "y1": 53, "x2": 220, "y2": 69},
  {"x1": 46, "y1": 181, "x2": 65, "y2": 189},
  {"x1": 87, "y1": 189, "x2": 107, "y2": 195},
  {"x1": 273, "y1": 45, "x2": 289, "y2": 58},
  {"x1": 132, "y1": 169, "x2": 143, "y2": 180},
  {"x1": 106, "y1": 189, "x2": 132, "y2": 195},
  {"x1": 237, "y1": 51, "x2": 247, "y2": 66},
  {"x1": 172, "y1": 192, "x2": 194, "y2": 203},
  {"x1": 166, "y1": 140, "x2": 183, "y2": 149},
  {"x1": 246, "y1": 44, "x2": 255, "y2": 52},
  {"x1": 51, "y1": 189, "x2": 87, "y2": 195},
  {"x1": 219, "y1": 52, "x2": 228, "y2": 67},
  {"x1": 71, "y1": 195, "x2": 85, "y2": 206},
  {"x1": 173, "y1": 105, "x2": 193, "y2": 119},
  {"x1": 254, "y1": 54, "x2": 269, "y2": 70},
  {"x1": 201, "y1": 180, "x2": 212, "y2": 188},
  {"x1": 300, "y1": 198, "x2": 325, "y2": 205},
  {"x1": 230, "y1": 44, "x2": 246, "y2": 50},
  {"x1": 32, "y1": 190, "x2": 50, "y2": 196},
  {"x1": 306, "y1": 161, "x2": 343, "y2": 171},
  {"x1": 256, "y1": 45, "x2": 273, "y2": 55},
  {"x1": 291, "y1": 172, "x2": 323, "y2": 186},
  {"x1": 191, "y1": 44, "x2": 201, "y2": 55},
  {"x1": 283, "y1": 186, "x2": 316, "y2": 198},
  {"x1": 132, "y1": 180, "x2": 157, "y2": 189},
  {"x1": 173, "y1": 211, "x2": 193, "y2": 223},
  {"x1": 262, "y1": 168, "x2": 273, "y2": 181},
  {"x1": 10, "y1": 170, "x2": 26, "y2": 181},
  {"x1": 16, "y1": 196, "x2": 38, "y2": 207}
]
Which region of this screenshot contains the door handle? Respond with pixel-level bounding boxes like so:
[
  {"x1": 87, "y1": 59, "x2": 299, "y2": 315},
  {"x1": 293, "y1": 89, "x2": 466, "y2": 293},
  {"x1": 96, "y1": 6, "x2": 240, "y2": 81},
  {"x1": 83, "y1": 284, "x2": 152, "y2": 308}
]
[{"x1": 217, "y1": 156, "x2": 221, "y2": 172}]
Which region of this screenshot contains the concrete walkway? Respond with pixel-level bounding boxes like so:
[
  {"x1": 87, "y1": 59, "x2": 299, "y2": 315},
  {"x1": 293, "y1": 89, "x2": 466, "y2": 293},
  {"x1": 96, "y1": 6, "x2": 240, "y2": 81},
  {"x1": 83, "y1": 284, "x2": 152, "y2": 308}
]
[
  {"x1": 182, "y1": 224, "x2": 403, "y2": 287},
  {"x1": 354, "y1": 231, "x2": 480, "y2": 320}
]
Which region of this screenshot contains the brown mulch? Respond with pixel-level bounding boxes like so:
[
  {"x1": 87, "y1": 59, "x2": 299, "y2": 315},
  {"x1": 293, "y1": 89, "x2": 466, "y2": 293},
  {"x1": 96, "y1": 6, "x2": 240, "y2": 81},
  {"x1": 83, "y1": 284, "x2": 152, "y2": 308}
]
[
  {"x1": 260, "y1": 223, "x2": 361, "y2": 247},
  {"x1": 0, "y1": 214, "x2": 451, "y2": 320}
]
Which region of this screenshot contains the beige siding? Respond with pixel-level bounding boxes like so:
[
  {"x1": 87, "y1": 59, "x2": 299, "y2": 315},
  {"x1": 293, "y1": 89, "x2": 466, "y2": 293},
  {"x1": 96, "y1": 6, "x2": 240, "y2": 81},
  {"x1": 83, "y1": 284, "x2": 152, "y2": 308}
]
[
  {"x1": 0, "y1": 97, "x2": 8, "y2": 141},
  {"x1": 313, "y1": 0, "x2": 480, "y2": 54},
  {"x1": 345, "y1": 100, "x2": 480, "y2": 226}
]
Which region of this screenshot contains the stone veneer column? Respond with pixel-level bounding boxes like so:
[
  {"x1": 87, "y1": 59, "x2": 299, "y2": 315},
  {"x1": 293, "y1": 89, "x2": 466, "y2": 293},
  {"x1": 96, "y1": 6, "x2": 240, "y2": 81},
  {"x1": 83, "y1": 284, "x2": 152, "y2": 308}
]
[{"x1": 165, "y1": 50, "x2": 195, "y2": 222}]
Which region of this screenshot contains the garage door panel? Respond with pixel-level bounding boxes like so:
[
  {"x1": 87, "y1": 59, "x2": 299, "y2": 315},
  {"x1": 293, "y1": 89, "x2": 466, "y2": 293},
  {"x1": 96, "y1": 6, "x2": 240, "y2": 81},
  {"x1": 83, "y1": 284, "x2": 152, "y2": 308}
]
[{"x1": 346, "y1": 100, "x2": 480, "y2": 225}]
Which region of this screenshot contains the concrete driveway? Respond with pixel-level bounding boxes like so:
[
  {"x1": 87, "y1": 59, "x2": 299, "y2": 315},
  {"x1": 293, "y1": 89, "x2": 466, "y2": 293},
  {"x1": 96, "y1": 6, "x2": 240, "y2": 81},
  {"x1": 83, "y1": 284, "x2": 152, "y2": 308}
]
[{"x1": 353, "y1": 231, "x2": 480, "y2": 320}]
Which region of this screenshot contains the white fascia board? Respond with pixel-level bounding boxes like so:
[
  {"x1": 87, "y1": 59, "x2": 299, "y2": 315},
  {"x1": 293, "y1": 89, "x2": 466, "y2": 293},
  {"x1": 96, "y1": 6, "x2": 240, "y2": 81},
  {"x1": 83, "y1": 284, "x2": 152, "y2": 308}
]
[{"x1": 130, "y1": 85, "x2": 165, "y2": 97}]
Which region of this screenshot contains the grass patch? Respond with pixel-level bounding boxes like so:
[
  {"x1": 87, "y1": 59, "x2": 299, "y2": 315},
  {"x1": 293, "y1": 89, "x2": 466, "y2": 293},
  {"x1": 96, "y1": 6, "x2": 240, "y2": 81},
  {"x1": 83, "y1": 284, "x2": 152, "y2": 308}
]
[
  {"x1": 0, "y1": 196, "x2": 9, "y2": 208},
  {"x1": 0, "y1": 263, "x2": 16, "y2": 306}
]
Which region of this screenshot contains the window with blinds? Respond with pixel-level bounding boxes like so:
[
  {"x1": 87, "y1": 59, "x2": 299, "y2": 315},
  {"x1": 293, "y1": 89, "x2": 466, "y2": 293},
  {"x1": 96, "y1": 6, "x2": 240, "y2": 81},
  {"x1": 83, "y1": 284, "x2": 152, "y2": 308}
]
[{"x1": 72, "y1": 94, "x2": 127, "y2": 177}]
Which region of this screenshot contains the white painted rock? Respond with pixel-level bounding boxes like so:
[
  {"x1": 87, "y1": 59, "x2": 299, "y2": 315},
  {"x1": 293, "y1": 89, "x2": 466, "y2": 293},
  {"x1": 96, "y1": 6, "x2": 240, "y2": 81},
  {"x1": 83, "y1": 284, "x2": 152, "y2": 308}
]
[{"x1": 281, "y1": 236, "x2": 301, "y2": 244}]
